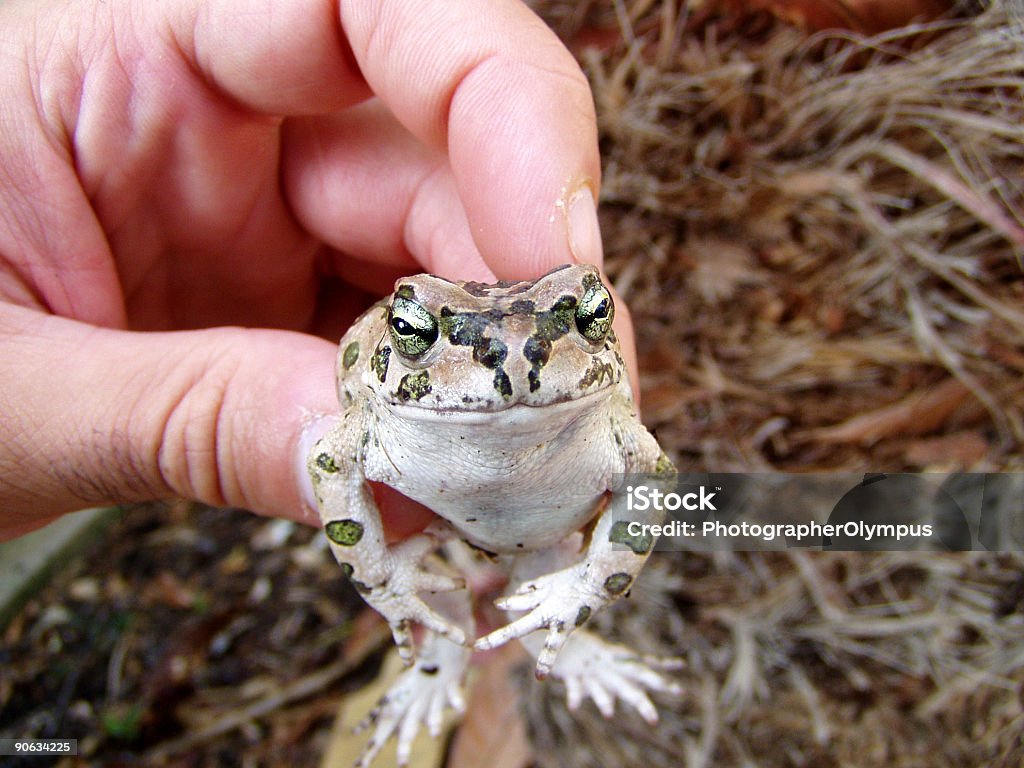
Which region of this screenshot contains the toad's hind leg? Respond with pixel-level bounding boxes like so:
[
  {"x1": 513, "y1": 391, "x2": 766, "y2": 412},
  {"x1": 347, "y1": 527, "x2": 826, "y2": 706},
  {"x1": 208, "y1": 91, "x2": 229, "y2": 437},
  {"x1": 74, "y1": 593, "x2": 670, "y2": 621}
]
[
  {"x1": 355, "y1": 565, "x2": 474, "y2": 768},
  {"x1": 518, "y1": 627, "x2": 684, "y2": 725},
  {"x1": 506, "y1": 540, "x2": 684, "y2": 725}
]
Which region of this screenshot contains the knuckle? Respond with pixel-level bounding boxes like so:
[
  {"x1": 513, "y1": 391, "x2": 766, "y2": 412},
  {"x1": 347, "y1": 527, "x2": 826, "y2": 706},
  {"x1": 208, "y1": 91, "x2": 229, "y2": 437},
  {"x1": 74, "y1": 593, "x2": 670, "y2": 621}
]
[{"x1": 152, "y1": 337, "x2": 242, "y2": 506}]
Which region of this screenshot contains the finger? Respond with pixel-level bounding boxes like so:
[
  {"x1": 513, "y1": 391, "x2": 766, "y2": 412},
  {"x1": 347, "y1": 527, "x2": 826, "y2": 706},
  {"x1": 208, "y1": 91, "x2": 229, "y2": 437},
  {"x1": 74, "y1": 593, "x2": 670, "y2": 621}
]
[
  {"x1": 426, "y1": 691, "x2": 445, "y2": 737},
  {"x1": 355, "y1": 727, "x2": 390, "y2": 768},
  {"x1": 0, "y1": 303, "x2": 337, "y2": 539},
  {"x1": 649, "y1": 656, "x2": 688, "y2": 673},
  {"x1": 306, "y1": 273, "x2": 393, "y2": 342},
  {"x1": 353, "y1": 703, "x2": 381, "y2": 734},
  {"x1": 535, "y1": 626, "x2": 570, "y2": 680},
  {"x1": 287, "y1": 111, "x2": 644, "y2": 407},
  {"x1": 565, "y1": 676, "x2": 584, "y2": 712},
  {"x1": 341, "y1": 0, "x2": 602, "y2": 276},
  {"x1": 617, "y1": 682, "x2": 659, "y2": 725},
  {"x1": 390, "y1": 533, "x2": 433, "y2": 561},
  {"x1": 390, "y1": 620, "x2": 416, "y2": 666},
  {"x1": 583, "y1": 678, "x2": 616, "y2": 719},
  {"x1": 474, "y1": 613, "x2": 543, "y2": 651},
  {"x1": 283, "y1": 102, "x2": 495, "y2": 283},
  {"x1": 396, "y1": 696, "x2": 428, "y2": 766},
  {"x1": 447, "y1": 681, "x2": 466, "y2": 715},
  {"x1": 494, "y1": 589, "x2": 543, "y2": 613},
  {"x1": 609, "y1": 286, "x2": 642, "y2": 408},
  {"x1": 623, "y1": 663, "x2": 682, "y2": 695},
  {"x1": 415, "y1": 573, "x2": 467, "y2": 595},
  {"x1": 170, "y1": 0, "x2": 371, "y2": 115},
  {"x1": 405, "y1": 605, "x2": 467, "y2": 648}
]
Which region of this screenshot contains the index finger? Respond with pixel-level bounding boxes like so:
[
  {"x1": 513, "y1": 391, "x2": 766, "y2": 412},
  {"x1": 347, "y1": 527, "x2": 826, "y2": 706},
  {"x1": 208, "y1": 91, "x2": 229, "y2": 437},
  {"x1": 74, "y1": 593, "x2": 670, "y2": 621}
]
[{"x1": 342, "y1": 0, "x2": 603, "y2": 278}]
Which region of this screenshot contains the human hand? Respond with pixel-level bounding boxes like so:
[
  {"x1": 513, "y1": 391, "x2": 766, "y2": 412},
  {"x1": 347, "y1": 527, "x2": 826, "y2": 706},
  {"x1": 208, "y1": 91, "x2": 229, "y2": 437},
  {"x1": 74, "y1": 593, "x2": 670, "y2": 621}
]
[{"x1": 0, "y1": 0, "x2": 635, "y2": 539}]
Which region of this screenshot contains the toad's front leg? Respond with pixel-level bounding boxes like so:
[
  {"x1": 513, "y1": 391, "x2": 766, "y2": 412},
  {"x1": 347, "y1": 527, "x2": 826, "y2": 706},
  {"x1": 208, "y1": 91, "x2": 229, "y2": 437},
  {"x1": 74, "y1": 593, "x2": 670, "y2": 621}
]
[
  {"x1": 492, "y1": 538, "x2": 683, "y2": 725},
  {"x1": 476, "y1": 412, "x2": 671, "y2": 678},
  {"x1": 308, "y1": 414, "x2": 467, "y2": 663},
  {"x1": 474, "y1": 501, "x2": 657, "y2": 678}
]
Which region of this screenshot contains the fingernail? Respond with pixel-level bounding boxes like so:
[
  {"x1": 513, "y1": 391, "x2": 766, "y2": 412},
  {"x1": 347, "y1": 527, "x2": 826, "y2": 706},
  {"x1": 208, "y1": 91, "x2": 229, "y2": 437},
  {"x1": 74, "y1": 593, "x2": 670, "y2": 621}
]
[
  {"x1": 567, "y1": 186, "x2": 603, "y2": 265},
  {"x1": 295, "y1": 413, "x2": 337, "y2": 520}
]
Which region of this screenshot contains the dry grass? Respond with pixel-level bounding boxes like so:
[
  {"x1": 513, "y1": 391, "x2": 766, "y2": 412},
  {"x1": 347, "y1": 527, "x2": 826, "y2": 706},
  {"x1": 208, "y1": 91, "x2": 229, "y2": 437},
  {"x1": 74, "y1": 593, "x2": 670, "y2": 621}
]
[
  {"x1": 521, "y1": 2, "x2": 1024, "y2": 766},
  {"x1": 557, "y1": 0, "x2": 1024, "y2": 471}
]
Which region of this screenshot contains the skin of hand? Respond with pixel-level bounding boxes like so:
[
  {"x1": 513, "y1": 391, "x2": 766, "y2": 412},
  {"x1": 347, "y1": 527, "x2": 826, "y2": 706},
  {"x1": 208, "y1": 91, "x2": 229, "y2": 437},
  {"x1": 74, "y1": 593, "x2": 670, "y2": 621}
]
[{"x1": 0, "y1": 0, "x2": 638, "y2": 541}]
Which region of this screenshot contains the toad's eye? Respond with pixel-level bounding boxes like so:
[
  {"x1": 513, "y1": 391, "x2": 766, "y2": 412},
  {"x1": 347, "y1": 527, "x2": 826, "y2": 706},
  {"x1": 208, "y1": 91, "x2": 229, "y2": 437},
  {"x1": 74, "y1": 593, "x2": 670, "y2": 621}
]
[
  {"x1": 575, "y1": 282, "x2": 614, "y2": 343},
  {"x1": 388, "y1": 296, "x2": 439, "y2": 358}
]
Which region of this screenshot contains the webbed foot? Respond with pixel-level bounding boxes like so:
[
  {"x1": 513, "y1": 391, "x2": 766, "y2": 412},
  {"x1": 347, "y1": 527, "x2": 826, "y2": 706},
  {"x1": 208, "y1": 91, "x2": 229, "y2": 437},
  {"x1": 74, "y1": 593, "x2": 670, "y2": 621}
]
[{"x1": 547, "y1": 630, "x2": 683, "y2": 725}]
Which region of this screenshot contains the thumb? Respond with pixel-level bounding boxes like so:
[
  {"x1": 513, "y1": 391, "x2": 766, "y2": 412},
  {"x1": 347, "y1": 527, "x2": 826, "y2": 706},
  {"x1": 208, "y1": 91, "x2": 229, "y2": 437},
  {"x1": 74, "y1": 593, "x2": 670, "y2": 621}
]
[{"x1": 0, "y1": 304, "x2": 337, "y2": 539}]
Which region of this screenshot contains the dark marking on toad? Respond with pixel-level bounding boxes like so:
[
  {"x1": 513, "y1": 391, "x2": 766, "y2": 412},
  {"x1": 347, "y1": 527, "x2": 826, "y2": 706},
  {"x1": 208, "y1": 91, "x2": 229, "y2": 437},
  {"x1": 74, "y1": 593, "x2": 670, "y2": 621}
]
[
  {"x1": 396, "y1": 371, "x2": 432, "y2": 401},
  {"x1": 371, "y1": 345, "x2": 391, "y2": 383},
  {"x1": 343, "y1": 341, "x2": 360, "y2": 369},
  {"x1": 439, "y1": 308, "x2": 513, "y2": 399},
  {"x1": 325, "y1": 519, "x2": 364, "y2": 547},
  {"x1": 609, "y1": 520, "x2": 654, "y2": 555},
  {"x1": 604, "y1": 572, "x2": 633, "y2": 595},
  {"x1": 316, "y1": 452, "x2": 339, "y2": 473}
]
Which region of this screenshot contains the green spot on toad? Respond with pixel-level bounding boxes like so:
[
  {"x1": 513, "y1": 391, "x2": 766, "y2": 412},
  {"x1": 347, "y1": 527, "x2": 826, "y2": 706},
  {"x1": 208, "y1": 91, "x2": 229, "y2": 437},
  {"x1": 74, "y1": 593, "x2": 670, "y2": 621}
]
[
  {"x1": 316, "y1": 453, "x2": 339, "y2": 473},
  {"x1": 325, "y1": 519, "x2": 364, "y2": 546},
  {"x1": 609, "y1": 520, "x2": 653, "y2": 555},
  {"x1": 342, "y1": 341, "x2": 360, "y2": 369},
  {"x1": 396, "y1": 371, "x2": 432, "y2": 401},
  {"x1": 604, "y1": 572, "x2": 632, "y2": 595}
]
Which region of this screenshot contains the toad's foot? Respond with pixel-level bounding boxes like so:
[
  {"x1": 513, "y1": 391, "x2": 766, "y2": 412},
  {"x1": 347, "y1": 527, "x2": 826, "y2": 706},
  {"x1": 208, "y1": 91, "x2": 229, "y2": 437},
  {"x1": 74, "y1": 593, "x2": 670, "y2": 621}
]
[
  {"x1": 370, "y1": 534, "x2": 468, "y2": 664},
  {"x1": 354, "y1": 634, "x2": 470, "y2": 768},
  {"x1": 539, "y1": 630, "x2": 684, "y2": 725},
  {"x1": 474, "y1": 563, "x2": 608, "y2": 679}
]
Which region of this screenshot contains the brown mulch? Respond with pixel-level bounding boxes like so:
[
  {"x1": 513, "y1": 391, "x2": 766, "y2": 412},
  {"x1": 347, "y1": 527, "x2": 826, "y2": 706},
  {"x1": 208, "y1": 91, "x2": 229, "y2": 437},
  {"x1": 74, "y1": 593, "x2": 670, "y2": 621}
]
[{"x1": 1, "y1": 504, "x2": 378, "y2": 767}]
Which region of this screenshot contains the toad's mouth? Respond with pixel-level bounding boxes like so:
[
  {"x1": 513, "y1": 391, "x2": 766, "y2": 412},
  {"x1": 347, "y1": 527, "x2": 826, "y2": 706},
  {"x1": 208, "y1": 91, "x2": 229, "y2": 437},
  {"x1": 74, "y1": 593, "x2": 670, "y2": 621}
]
[{"x1": 384, "y1": 384, "x2": 616, "y2": 424}]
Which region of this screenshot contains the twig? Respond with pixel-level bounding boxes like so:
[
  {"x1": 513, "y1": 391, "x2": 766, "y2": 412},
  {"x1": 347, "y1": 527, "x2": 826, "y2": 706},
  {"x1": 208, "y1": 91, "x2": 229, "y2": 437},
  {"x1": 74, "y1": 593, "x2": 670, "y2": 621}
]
[{"x1": 148, "y1": 623, "x2": 391, "y2": 757}]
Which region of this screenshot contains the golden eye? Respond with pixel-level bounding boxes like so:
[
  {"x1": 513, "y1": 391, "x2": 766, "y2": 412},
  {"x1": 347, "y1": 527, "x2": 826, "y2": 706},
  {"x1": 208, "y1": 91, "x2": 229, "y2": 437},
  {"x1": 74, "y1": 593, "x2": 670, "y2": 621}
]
[
  {"x1": 575, "y1": 283, "x2": 614, "y2": 343},
  {"x1": 388, "y1": 296, "x2": 439, "y2": 358}
]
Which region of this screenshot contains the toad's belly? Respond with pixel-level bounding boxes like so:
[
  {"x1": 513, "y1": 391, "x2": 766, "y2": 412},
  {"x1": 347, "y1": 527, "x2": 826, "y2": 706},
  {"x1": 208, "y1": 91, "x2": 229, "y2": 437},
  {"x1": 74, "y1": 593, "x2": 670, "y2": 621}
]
[
  {"x1": 417, "y1": 486, "x2": 606, "y2": 554},
  {"x1": 362, "y1": 400, "x2": 621, "y2": 553}
]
